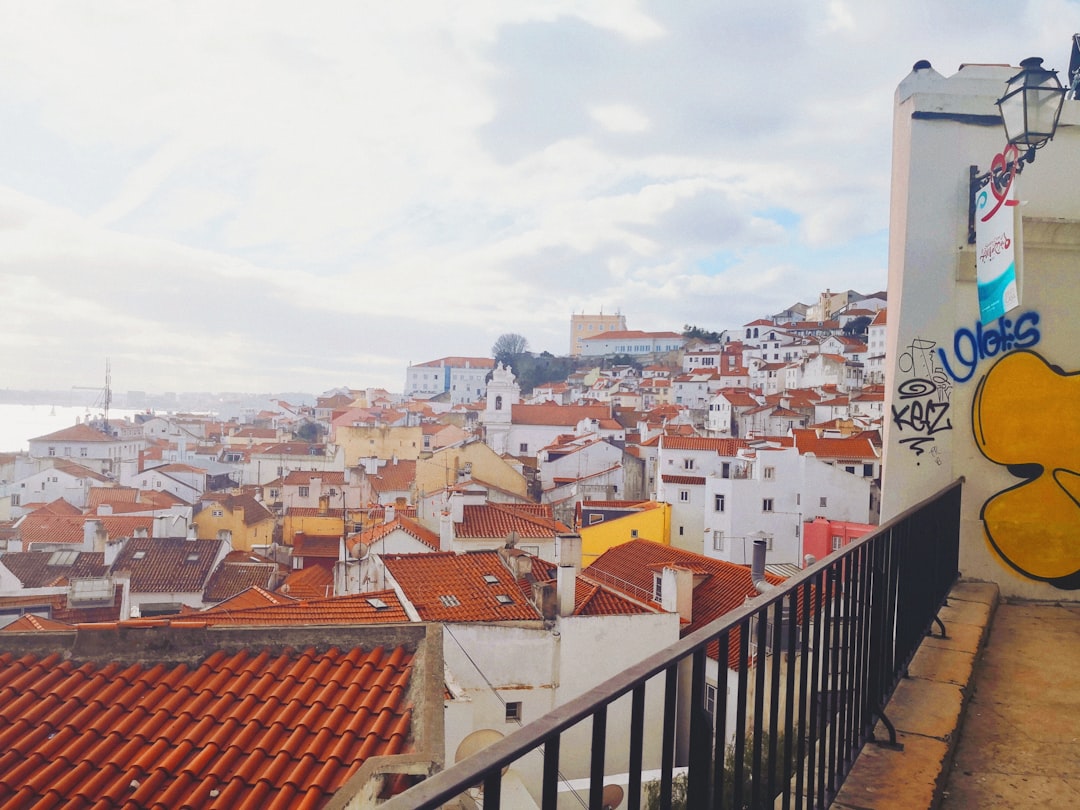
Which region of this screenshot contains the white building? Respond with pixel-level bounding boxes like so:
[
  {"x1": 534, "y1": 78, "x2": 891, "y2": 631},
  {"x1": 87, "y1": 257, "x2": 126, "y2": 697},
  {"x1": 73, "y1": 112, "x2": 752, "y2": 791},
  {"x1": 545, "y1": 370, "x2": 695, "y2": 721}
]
[{"x1": 405, "y1": 356, "x2": 495, "y2": 404}]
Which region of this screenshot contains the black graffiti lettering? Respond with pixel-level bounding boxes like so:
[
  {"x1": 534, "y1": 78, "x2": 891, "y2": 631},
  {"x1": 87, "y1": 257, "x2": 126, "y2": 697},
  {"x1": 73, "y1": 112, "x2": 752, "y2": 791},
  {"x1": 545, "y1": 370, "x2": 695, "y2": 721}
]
[
  {"x1": 897, "y1": 377, "x2": 936, "y2": 399},
  {"x1": 924, "y1": 401, "x2": 953, "y2": 435},
  {"x1": 900, "y1": 436, "x2": 936, "y2": 456}
]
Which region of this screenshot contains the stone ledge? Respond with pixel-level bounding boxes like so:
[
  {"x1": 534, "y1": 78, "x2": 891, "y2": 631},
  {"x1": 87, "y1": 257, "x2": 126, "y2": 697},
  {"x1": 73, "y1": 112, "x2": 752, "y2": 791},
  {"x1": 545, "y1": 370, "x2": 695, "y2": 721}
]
[{"x1": 832, "y1": 580, "x2": 1000, "y2": 810}]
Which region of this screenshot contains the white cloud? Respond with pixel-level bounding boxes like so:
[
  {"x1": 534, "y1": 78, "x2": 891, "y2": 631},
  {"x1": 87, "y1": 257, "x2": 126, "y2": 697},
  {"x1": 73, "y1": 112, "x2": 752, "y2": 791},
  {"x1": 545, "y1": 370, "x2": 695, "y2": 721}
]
[{"x1": 0, "y1": 0, "x2": 1072, "y2": 393}]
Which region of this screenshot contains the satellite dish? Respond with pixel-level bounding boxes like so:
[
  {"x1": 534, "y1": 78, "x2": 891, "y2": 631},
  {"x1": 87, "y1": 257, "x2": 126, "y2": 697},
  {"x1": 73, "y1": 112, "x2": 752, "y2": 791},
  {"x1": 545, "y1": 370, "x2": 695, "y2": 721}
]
[
  {"x1": 352, "y1": 542, "x2": 368, "y2": 560},
  {"x1": 454, "y1": 729, "x2": 508, "y2": 780},
  {"x1": 601, "y1": 784, "x2": 625, "y2": 809}
]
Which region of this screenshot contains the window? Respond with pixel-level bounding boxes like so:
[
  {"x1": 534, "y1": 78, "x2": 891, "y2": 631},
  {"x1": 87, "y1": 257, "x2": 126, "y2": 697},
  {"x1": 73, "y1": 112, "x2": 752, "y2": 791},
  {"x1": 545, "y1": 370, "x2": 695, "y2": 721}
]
[
  {"x1": 714, "y1": 494, "x2": 725, "y2": 512},
  {"x1": 588, "y1": 514, "x2": 604, "y2": 525},
  {"x1": 212, "y1": 509, "x2": 223, "y2": 518},
  {"x1": 679, "y1": 490, "x2": 690, "y2": 502},
  {"x1": 298, "y1": 486, "x2": 309, "y2": 497},
  {"x1": 519, "y1": 443, "x2": 529, "y2": 454},
  {"x1": 764, "y1": 466, "x2": 775, "y2": 480},
  {"x1": 819, "y1": 497, "x2": 828, "y2": 508},
  {"x1": 438, "y1": 594, "x2": 461, "y2": 607},
  {"x1": 684, "y1": 458, "x2": 694, "y2": 470},
  {"x1": 10, "y1": 494, "x2": 18, "y2": 506},
  {"x1": 763, "y1": 498, "x2": 774, "y2": 512},
  {"x1": 652, "y1": 573, "x2": 663, "y2": 602},
  {"x1": 832, "y1": 535, "x2": 844, "y2": 551},
  {"x1": 678, "y1": 526, "x2": 684, "y2": 536},
  {"x1": 630, "y1": 529, "x2": 639, "y2": 538},
  {"x1": 505, "y1": 701, "x2": 522, "y2": 723},
  {"x1": 712, "y1": 530, "x2": 724, "y2": 551},
  {"x1": 863, "y1": 463, "x2": 874, "y2": 477},
  {"x1": 721, "y1": 462, "x2": 731, "y2": 478},
  {"x1": 80, "y1": 447, "x2": 88, "y2": 457},
  {"x1": 845, "y1": 465, "x2": 856, "y2": 474},
  {"x1": 705, "y1": 683, "x2": 717, "y2": 724},
  {"x1": 48, "y1": 447, "x2": 55, "y2": 456},
  {"x1": 495, "y1": 395, "x2": 503, "y2": 411}
]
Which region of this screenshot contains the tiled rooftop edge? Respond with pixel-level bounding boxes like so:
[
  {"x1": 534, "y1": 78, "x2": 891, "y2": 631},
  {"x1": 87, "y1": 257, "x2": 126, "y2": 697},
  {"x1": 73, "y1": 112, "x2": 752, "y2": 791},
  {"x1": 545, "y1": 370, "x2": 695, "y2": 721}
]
[
  {"x1": 832, "y1": 579, "x2": 1000, "y2": 810},
  {"x1": 0, "y1": 622, "x2": 431, "y2": 666}
]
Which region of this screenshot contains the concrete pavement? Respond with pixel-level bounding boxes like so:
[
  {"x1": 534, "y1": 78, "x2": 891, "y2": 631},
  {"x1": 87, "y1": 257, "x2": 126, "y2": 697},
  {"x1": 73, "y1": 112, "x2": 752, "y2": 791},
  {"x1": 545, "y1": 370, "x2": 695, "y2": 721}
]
[{"x1": 940, "y1": 599, "x2": 1080, "y2": 809}]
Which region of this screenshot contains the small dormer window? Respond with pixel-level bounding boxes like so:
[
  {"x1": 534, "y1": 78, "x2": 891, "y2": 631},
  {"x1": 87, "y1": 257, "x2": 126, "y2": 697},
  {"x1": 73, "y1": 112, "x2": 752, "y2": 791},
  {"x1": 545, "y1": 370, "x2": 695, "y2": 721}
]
[
  {"x1": 652, "y1": 573, "x2": 663, "y2": 602},
  {"x1": 482, "y1": 574, "x2": 499, "y2": 584}
]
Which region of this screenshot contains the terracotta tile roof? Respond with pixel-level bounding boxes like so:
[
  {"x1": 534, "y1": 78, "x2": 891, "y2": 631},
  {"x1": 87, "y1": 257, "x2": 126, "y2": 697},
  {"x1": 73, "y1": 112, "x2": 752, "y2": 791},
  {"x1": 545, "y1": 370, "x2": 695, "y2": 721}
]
[
  {"x1": 16, "y1": 515, "x2": 155, "y2": 547},
  {"x1": 293, "y1": 535, "x2": 341, "y2": 559},
  {"x1": 0, "y1": 614, "x2": 73, "y2": 632},
  {"x1": 0, "y1": 551, "x2": 108, "y2": 588},
  {"x1": 202, "y1": 558, "x2": 283, "y2": 603},
  {"x1": 198, "y1": 590, "x2": 411, "y2": 626},
  {"x1": 661, "y1": 474, "x2": 705, "y2": 485},
  {"x1": 210, "y1": 585, "x2": 297, "y2": 612},
  {"x1": 350, "y1": 516, "x2": 439, "y2": 555},
  {"x1": 509, "y1": 403, "x2": 611, "y2": 427},
  {"x1": 283, "y1": 470, "x2": 345, "y2": 485},
  {"x1": 287, "y1": 507, "x2": 346, "y2": 520},
  {"x1": 587, "y1": 539, "x2": 786, "y2": 667},
  {"x1": 382, "y1": 550, "x2": 540, "y2": 622},
  {"x1": 580, "y1": 329, "x2": 684, "y2": 341},
  {"x1": 523, "y1": 560, "x2": 659, "y2": 617},
  {"x1": 660, "y1": 436, "x2": 751, "y2": 455},
  {"x1": 368, "y1": 460, "x2": 416, "y2": 495},
  {"x1": 412, "y1": 356, "x2": 495, "y2": 369},
  {"x1": 47, "y1": 460, "x2": 110, "y2": 482},
  {"x1": 28, "y1": 423, "x2": 117, "y2": 443},
  {"x1": 253, "y1": 442, "x2": 326, "y2": 457},
  {"x1": 456, "y1": 503, "x2": 571, "y2": 540},
  {"x1": 33, "y1": 498, "x2": 83, "y2": 517},
  {"x1": 0, "y1": 626, "x2": 416, "y2": 808},
  {"x1": 113, "y1": 537, "x2": 225, "y2": 594},
  {"x1": 791, "y1": 429, "x2": 880, "y2": 460},
  {"x1": 87, "y1": 487, "x2": 139, "y2": 508},
  {"x1": 279, "y1": 566, "x2": 335, "y2": 600}
]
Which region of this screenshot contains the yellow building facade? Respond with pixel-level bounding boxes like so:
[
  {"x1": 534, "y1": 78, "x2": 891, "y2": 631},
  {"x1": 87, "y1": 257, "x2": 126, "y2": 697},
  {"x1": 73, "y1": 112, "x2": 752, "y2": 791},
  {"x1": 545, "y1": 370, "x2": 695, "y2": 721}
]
[{"x1": 580, "y1": 502, "x2": 670, "y2": 566}]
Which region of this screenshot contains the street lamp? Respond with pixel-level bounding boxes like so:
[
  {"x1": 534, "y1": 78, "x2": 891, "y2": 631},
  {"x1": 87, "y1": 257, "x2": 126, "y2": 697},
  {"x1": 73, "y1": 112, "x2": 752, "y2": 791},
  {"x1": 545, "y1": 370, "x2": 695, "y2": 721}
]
[
  {"x1": 968, "y1": 57, "x2": 1068, "y2": 244},
  {"x1": 997, "y1": 57, "x2": 1067, "y2": 153}
]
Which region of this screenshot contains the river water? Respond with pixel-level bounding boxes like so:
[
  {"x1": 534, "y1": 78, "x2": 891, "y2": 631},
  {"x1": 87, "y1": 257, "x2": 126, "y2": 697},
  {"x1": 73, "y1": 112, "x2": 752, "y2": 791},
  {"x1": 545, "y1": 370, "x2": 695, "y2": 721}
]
[{"x1": 0, "y1": 404, "x2": 146, "y2": 453}]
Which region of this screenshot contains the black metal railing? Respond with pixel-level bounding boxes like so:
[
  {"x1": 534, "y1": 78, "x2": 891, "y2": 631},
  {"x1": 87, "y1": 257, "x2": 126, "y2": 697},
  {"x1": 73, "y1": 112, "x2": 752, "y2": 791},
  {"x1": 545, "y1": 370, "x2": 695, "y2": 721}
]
[{"x1": 383, "y1": 478, "x2": 963, "y2": 809}]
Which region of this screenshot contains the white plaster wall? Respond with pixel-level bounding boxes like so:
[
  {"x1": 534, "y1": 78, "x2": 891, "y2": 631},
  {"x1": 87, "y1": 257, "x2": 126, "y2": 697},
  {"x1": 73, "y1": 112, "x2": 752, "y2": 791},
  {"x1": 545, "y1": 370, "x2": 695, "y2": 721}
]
[{"x1": 883, "y1": 61, "x2": 1080, "y2": 600}]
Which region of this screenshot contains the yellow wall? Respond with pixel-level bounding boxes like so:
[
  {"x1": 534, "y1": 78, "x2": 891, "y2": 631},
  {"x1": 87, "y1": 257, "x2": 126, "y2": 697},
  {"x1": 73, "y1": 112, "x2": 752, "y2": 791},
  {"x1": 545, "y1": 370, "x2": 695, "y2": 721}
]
[
  {"x1": 580, "y1": 503, "x2": 670, "y2": 566},
  {"x1": 283, "y1": 511, "x2": 346, "y2": 545},
  {"x1": 414, "y1": 441, "x2": 529, "y2": 500},
  {"x1": 336, "y1": 425, "x2": 424, "y2": 466},
  {"x1": 195, "y1": 505, "x2": 274, "y2": 552}
]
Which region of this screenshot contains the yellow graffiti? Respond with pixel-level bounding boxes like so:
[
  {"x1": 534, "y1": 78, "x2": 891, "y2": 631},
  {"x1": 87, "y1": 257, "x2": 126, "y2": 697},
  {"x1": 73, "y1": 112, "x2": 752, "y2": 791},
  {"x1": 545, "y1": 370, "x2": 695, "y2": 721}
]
[{"x1": 972, "y1": 350, "x2": 1080, "y2": 589}]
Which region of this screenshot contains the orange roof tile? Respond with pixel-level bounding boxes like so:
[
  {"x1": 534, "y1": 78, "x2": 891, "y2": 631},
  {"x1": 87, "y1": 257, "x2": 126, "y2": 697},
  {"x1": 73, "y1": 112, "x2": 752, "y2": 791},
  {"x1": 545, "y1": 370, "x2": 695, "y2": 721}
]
[
  {"x1": 381, "y1": 550, "x2": 540, "y2": 622},
  {"x1": 586, "y1": 540, "x2": 786, "y2": 668},
  {"x1": 509, "y1": 403, "x2": 611, "y2": 426},
  {"x1": 456, "y1": 503, "x2": 571, "y2": 540},
  {"x1": 197, "y1": 590, "x2": 411, "y2": 626},
  {"x1": 279, "y1": 566, "x2": 335, "y2": 601},
  {"x1": 0, "y1": 626, "x2": 417, "y2": 808}
]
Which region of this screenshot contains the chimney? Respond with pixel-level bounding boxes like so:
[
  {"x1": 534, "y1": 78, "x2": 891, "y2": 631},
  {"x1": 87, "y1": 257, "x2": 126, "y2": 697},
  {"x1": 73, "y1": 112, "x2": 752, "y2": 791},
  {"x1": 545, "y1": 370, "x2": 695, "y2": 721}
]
[
  {"x1": 751, "y1": 539, "x2": 772, "y2": 593},
  {"x1": 439, "y1": 510, "x2": 455, "y2": 552},
  {"x1": 384, "y1": 504, "x2": 396, "y2": 525},
  {"x1": 104, "y1": 537, "x2": 124, "y2": 568},
  {"x1": 96, "y1": 504, "x2": 113, "y2": 516},
  {"x1": 661, "y1": 566, "x2": 693, "y2": 623},
  {"x1": 448, "y1": 491, "x2": 464, "y2": 523},
  {"x1": 555, "y1": 533, "x2": 582, "y2": 618},
  {"x1": 83, "y1": 519, "x2": 107, "y2": 553},
  {"x1": 532, "y1": 581, "x2": 557, "y2": 620},
  {"x1": 217, "y1": 529, "x2": 233, "y2": 547}
]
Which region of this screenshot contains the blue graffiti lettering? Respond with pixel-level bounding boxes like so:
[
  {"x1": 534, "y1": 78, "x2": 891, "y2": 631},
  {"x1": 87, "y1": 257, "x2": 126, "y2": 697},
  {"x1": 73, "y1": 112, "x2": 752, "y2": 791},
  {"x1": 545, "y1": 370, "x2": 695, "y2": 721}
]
[{"x1": 937, "y1": 311, "x2": 1040, "y2": 383}]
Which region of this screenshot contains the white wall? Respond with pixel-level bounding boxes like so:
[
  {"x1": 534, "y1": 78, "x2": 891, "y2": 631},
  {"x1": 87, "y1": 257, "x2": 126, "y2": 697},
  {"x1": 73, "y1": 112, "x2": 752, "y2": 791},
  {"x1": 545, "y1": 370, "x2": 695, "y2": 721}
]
[{"x1": 883, "y1": 60, "x2": 1080, "y2": 599}]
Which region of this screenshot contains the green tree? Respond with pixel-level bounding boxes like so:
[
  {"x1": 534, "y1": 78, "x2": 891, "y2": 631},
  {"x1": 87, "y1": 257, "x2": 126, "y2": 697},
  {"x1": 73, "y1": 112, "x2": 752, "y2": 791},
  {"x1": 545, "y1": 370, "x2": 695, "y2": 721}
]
[{"x1": 683, "y1": 324, "x2": 723, "y2": 343}]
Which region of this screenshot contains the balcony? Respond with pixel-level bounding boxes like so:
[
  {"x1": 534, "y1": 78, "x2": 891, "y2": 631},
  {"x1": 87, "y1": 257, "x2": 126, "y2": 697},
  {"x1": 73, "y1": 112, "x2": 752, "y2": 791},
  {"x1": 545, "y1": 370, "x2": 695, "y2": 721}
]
[{"x1": 383, "y1": 479, "x2": 966, "y2": 809}]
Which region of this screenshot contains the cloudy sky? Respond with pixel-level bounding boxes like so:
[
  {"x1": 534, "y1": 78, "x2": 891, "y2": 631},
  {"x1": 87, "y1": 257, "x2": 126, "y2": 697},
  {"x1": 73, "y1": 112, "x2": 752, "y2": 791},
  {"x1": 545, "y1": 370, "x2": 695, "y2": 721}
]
[{"x1": 0, "y1": 1, "x2": 1075, "y2": 395}]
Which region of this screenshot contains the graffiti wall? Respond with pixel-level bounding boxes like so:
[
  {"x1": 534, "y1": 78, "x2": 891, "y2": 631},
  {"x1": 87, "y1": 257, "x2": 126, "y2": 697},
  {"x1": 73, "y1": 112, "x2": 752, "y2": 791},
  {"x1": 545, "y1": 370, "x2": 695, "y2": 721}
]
[{"x1": 972, "y1": 350, "x2": 1080, "y2": 590}]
